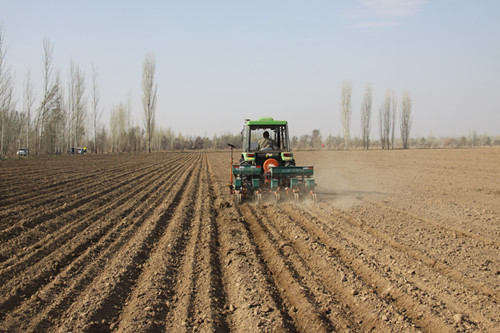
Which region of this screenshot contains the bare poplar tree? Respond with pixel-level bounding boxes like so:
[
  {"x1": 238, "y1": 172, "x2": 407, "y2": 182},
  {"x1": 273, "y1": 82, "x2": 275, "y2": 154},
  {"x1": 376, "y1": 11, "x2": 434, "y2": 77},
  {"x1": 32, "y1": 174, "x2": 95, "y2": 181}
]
[
  {"x1": 91, "y1": 64, "x2": 103, "y2": 153},
  {"x1": 68, "y1": 61, "x2": 86, "y2": 149},
  {"x1": 391, "y1": 91, "x2": 397, "y2": 149},
  {"x1": 379, "y1": 90, "x2": 392, "y2": 149},
  {"x1": 142, "y1": 53, "x2": 157, "y2": 153},
  {"x1": 109, "y1": 105, "x2": 119, "y2": 153},
  {"x1": 360, "y1": 83, "x2": 372, "y2": 149},
  {"x1": 400, "y1": 90, "x2": 412, "y2": 149},
  {"x1": 0, "y1": 26, "x2": 14, "y2": 158},
  {"x1": 23, "y1": 70, "x2": 35, "y2": 155},
  {"x1": 37, "y1": 38, "x2": 60, "y2": 155},
  {"x1": 340, "y1": 80, "x2": 352, "y2": 149}
]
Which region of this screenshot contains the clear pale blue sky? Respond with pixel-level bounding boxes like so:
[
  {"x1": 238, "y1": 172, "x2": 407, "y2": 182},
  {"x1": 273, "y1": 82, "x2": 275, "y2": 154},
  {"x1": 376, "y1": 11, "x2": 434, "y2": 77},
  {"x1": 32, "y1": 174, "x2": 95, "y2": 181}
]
[{"x1": 2, "y1": 0, "x2": 500, "y2": 138}]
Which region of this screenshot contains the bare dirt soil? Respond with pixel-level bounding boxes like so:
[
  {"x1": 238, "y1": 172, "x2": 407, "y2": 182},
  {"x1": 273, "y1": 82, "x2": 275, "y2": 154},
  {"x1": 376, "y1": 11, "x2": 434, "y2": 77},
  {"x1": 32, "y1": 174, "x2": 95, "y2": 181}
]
[{"x1": 0, "y1": 149, "x2": 499, "y2": 332}]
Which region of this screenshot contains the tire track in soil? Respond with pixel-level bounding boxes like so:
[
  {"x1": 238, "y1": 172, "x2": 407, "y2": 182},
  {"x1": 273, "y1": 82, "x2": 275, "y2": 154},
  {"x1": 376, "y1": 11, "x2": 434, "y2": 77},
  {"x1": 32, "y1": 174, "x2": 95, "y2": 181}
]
[
  {"x1": 0, "y1": 154, "x2": 197, "y2": 332},
  {"x1": 277, "y1": 203, "x2": 454, "y2": 332},
  {"x1": 56, "y1": 154, "x2": 201, "y2": 332}
]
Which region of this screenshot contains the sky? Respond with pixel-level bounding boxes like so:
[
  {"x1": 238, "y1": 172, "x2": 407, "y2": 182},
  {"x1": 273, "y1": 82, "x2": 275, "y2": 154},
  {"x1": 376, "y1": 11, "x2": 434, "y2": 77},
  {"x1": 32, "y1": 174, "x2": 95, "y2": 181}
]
[{"x1": 1, "y1": 0, "x2": 499, "y2": 138}]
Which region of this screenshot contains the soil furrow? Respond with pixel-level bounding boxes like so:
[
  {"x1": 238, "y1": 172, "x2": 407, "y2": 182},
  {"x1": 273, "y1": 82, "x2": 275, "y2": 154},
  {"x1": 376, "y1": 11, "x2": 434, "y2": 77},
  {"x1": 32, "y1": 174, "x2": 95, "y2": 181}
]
[
  {"x1": 111, "y1": 154, "x2": 204, "y2": 332},
  {"x1": 315, "y1": 202, "x2": 500, "y2": 303},
  {"x1": 309, "y1": 203, "x2": 498, "y2": 330},
  {"x1": 162, "y1": 155, "x2": 219, "y2": 332},
  {"x1": 209, "y1": 162, "x2": 294, "y2": 332},
  {"x1": 239, "y1": 204, "x2": 334, "y2": 332},
  {"x1": 0, "y1": 149, "x2": 497, "y2": 332},
  {"x1": 0, "y1": 155, "x2": 195, "y2": 330},
  {"x1": 0, "y1": 155, "x2": 185, "y2": 265},
  {"x1": 57, "y1": 155, "x2": 199, "y2": 332},
  {"x1": 279, "y1": 204, "x2": 453, "y2": 332},
  {"x1": 0, "y1": 154, "x2": 185, "y2": 279},
  {"x1": 260, "y1": 204, "x2": 392, "y2": 332},
  {"x1": 0, "y1": 156, "x2": 194, "y2": 332},
  {"x1": 0, "y1": 156, "x2": 178, "y2": 240}
]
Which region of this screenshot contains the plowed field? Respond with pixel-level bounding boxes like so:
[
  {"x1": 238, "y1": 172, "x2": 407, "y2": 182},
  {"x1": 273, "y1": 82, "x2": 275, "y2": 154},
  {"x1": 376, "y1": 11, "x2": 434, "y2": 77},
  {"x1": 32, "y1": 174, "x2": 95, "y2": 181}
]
[{"x1": 1, "y1": 149, "x2": 499, "y2": 332}]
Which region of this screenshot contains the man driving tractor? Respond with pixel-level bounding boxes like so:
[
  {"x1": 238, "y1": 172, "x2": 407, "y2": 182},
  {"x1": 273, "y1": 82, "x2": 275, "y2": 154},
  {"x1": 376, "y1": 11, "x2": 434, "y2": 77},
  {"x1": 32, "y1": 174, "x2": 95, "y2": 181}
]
[{"x1": 257, "y1": 131, "x2": 277, "y2": 150}]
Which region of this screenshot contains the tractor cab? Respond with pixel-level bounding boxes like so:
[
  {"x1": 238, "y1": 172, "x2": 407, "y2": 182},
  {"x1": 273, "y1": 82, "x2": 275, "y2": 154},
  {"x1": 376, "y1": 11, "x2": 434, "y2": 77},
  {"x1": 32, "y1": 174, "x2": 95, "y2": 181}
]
[
  {"x1": 240, "y1": 117, "x2": 295, "y2": 167},
  {"x1": 242, "y1": 118, "x2": 290, "y2": 152}
]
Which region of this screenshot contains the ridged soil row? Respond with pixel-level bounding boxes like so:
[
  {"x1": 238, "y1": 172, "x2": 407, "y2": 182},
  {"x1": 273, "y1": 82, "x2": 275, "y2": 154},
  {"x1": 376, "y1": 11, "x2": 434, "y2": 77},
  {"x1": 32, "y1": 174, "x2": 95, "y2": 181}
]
[
  {"x1": 0, "y1": 155, "x2": 124, "y2": 203},
  {"x1": 314, "y1": 202, "x2": 498, "y2": 330},
  {"x1": 259, "y1": 203, "x2": 405, "y2": 332},
  {"x1": 0, "y1": 155, "x2": 181, "y2": 236},
  {"x1": 281, "y1": 203, "x2": 459, "y2": 332},
  {"x1": 0, "y1": 154, "x2": 185, "y2": 283},
  {"x1": 161, "y1": 154, "x2": 229, "y2": 332},
  {"x1": 54, "y1": 154, "x2": 201, "y2": 332},
  {"x1": 361, "y1": 201, "x2": 500, "y2": 296},
  {"x1": 208, "y1": 173, "x2": 294, "y2": 331},
  {"x1": 370, "y1": 201, "x2": 500, "y2": 248},
  {"x1": 6, "y1": 154, "x2": 194, "y2": 332},
  {"x1": 111, "y1": 153, "x2": 210, "y2": 332},
  {"x1": 0, "y1": 158, "x2": 77, "y2": 190},
  {"x1": 240, "y1": 204, "x2": 360, "y2": 332},
  {"x1": 0, "y1": 155, "x2": 184, "y2": 266},
  {"x1": 0, "y1": 154, "x2": 197, "y2": 332}
]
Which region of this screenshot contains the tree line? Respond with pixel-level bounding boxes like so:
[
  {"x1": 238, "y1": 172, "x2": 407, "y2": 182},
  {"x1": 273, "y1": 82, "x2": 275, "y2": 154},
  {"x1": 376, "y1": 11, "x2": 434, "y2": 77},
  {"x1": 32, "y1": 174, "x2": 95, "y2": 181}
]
[
  {"x1": 0, "y1": 28, "x2": 248, "y2": 157},
  {"x1": 1, "y1": 27, "x2": 498, "y2": 159},
  {"x1": 340, "y1": 81, "x2": 412, "y2": 150}
]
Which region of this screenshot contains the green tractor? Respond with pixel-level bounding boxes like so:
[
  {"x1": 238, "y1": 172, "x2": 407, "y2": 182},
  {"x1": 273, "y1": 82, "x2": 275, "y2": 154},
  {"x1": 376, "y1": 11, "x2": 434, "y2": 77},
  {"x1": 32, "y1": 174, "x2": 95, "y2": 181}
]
[{"x1": 229, "y1": 117, "x2": 316, "y2": 204}]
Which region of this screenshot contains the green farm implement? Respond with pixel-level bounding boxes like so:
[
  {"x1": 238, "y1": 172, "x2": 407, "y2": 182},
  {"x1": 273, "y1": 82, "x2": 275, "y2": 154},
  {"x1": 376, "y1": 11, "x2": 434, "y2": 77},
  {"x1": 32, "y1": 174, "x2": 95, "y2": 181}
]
[{"x1": 228, "y1": 117, "x2": 317, "y2": 204}]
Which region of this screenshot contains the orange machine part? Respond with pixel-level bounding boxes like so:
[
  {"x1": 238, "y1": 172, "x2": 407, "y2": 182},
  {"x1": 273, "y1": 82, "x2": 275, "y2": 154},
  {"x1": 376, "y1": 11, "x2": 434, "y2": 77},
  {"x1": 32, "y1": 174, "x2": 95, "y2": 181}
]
[{"x1": 263, "y1": 158, "x2": 279, "y2": 173}]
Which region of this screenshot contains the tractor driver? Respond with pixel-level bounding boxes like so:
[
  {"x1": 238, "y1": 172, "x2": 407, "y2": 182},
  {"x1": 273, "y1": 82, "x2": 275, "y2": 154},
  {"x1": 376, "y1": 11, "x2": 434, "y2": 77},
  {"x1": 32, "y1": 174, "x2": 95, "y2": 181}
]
[{"x1": 257, "y1": 131, "x2": 277, "y2": 150}]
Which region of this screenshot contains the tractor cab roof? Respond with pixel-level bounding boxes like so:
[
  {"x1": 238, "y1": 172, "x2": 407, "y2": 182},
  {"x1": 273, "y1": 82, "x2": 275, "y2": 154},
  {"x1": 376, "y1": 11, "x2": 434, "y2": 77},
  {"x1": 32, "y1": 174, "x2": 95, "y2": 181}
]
[{"x1": 245, "y1": 117, "x2": 288, "y2": 127}]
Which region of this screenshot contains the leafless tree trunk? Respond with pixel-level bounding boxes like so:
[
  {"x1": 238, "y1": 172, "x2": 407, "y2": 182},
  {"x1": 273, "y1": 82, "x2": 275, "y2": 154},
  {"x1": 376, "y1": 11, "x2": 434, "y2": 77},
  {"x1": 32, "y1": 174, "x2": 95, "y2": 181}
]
[
  {"x1": 379, "y1": 90, "x2": 392, "y2": 149},
  {"x1": 391, "y1": 91, "x2": 397, "y2": 149},
  {"x1": 142, "y1": 54, "x2": 157, "y2": 153},
  {"x1": 37, "y1": 38, "x2": 62, "y2": 155},
  {"x1": 110, "y1": 102, "x2": 129, "y2": 152},
  {"x1": 400, "y1": 91, "x2": 412, "y2": 149},
  {"x1": 340, "y1": 81, "x2": 352, "y2": 150},
  {"x1": 68, "y1": 61, "x2": 86, "y2": 149},
  {"x1": 23, "y1": 70, "x2": 35, "y2": 155},
  {"x1": 360, "y1": 84, "x2": 372, "y2": 149},
  {"x1": 91, "y1": 64, "x2": 102, "y2": 153},
  {"x1": 0, "y1": 26, "x2": 13, "y2": 158}
]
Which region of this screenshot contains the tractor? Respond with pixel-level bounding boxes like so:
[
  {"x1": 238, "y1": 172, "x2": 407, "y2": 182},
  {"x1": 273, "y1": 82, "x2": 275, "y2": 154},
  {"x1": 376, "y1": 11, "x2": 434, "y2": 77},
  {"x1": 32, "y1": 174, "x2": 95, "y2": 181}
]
[{"x1": 228, "y1": 117, "x2": 316, "y2": 204}]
